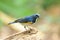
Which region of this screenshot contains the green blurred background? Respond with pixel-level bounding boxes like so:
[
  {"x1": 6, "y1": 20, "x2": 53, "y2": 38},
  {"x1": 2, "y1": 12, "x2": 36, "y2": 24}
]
[
  {"x1": 0, "y1": 0, "x2": 42, "y2": 27},
  {"x1": 0, "y1": 0, "x2": 60, "y2": 27},
  {"x1": 0, "y1": 0, "x2": 40, "y2": 18}
]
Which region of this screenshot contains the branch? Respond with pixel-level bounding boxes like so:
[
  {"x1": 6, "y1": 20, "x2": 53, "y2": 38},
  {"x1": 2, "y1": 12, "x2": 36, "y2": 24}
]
[{"x1": 4, "y1": 27, "x2": 42, "y2": 40}]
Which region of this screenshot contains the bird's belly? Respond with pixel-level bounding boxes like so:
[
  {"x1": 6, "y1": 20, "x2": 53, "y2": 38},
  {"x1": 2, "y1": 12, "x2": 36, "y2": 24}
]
[{"x1": 27, "y1": 22, "x2": 33, "y2": 24}]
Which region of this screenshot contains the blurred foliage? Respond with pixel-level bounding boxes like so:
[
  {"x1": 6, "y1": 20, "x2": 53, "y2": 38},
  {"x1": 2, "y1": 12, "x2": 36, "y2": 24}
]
[
  {"x1": 0, "y1": 19, "x2": 3, "y2": 28},
  {"x1": 0, "y1": 0, "x2": 60, "y2": 28},
  {"x1": 0, "y1": 0, "x2": 41, "y2": 27},
  {"x1": 42, "y1": 0, "x2": 60, "y2": 10},
  {"x1": 0, "y1": 0, "x2": 60, "y2": 18},
  {"x1": 0, "y1": 0, "x2": 40, "y2": 18}
]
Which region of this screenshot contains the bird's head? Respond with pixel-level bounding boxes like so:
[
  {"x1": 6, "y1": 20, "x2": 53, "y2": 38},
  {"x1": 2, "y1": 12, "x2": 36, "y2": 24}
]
[{"x1": 33, "y1": 13, "x2": 40, "y2": 18}]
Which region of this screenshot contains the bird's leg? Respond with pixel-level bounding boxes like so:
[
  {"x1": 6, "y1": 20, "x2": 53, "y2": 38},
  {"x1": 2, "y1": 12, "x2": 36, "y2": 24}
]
[
  {"x1": 24, "y1": 25, "x2": 30, "y2": 31},
  {"x1": 24, "y1": 25, "x2": 32, "y2": 33}
]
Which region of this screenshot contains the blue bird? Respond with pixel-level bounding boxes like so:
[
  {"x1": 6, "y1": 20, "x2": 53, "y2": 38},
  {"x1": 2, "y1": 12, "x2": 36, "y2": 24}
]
[{"x1": 8, "y1": 14, "x2": 40, "y2": 25}]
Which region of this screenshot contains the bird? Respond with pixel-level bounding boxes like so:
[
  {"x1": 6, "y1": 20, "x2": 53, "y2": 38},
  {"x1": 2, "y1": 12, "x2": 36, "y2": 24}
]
[{"x1": 8, "y1": 13, "x2": 40, "y2": 25}]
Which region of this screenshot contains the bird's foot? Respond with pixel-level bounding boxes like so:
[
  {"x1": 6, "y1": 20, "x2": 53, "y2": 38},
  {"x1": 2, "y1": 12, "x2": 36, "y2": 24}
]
[{"x1": 24, "y1": 26, "x2": 30, "y2": 31}]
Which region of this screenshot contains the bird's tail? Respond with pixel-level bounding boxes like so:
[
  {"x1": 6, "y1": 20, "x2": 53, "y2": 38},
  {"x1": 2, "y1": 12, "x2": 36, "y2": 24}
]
[{"x1": 8, "y1": 22, "x2": 16, "y2": 25}]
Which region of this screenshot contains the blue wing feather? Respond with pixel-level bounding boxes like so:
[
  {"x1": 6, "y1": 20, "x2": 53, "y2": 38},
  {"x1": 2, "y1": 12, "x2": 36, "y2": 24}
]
[{"x1": 25, "y1": 16, "x2": 33, "y2": 22}]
